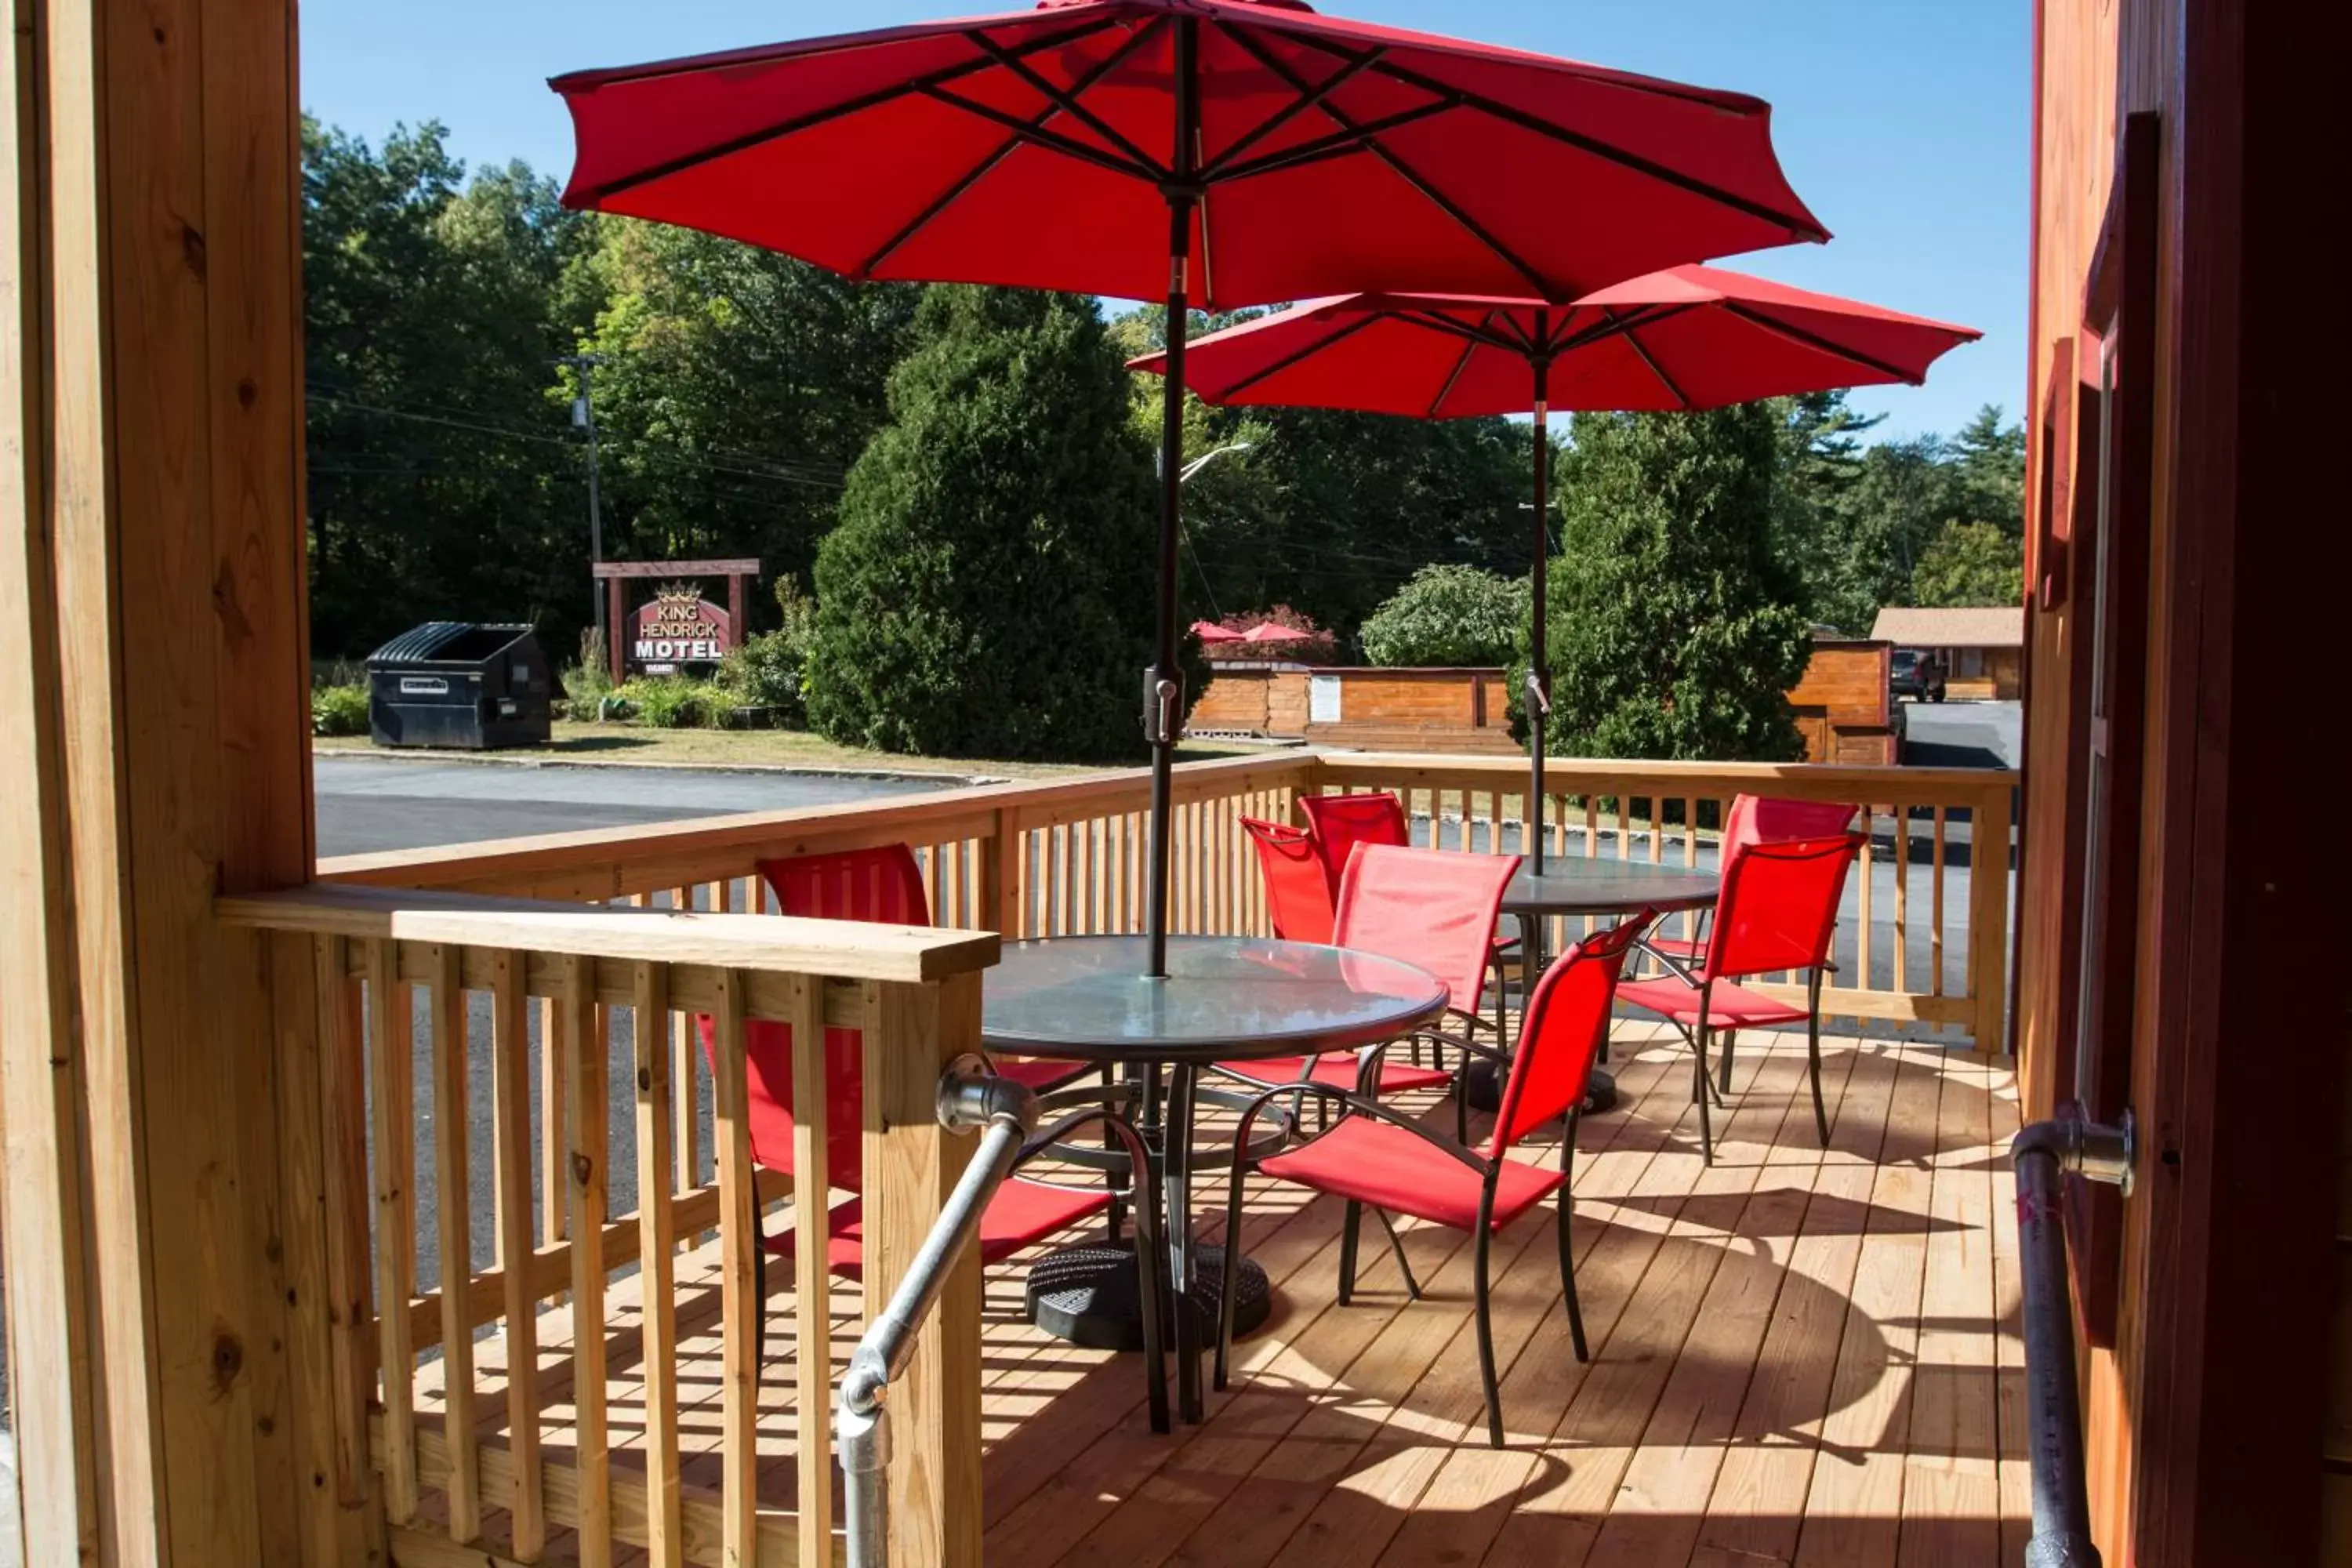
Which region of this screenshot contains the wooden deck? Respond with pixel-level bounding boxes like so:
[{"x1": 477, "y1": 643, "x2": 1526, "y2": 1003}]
[{"x1": 409, "y1": 1020, "x2": 2027, "y2": 1567}]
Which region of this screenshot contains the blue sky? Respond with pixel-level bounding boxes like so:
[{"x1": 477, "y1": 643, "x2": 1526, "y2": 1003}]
[{"x1": 301, "y1": 0, "x2": 2027, "y2": 441}]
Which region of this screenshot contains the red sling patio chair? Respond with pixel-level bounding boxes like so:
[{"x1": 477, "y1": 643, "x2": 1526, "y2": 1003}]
[
  {"x1": 698, "y1": 845, "x2": 1115, "y2": 1363},
  {"x1": 1218, "y1": 826, "x2": 1473, "y2": 1101},
  {"x1": 1298, "y1": 791, "x2": 1519, "y2": 1047},
  {"x1": 1213, "y1": 912, "x2": 1653, "y2": 1447},
  {"x1": 1615, "y1": 832, "x2": 1864, "y2": 1164},
  {"x1": 1644, "y1": 793, "x2": 1858, "y2": 966}
]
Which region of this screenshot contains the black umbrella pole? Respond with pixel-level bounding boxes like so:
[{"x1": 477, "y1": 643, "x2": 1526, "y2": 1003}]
[
  {"x1": 1526, "y1": 363, "x2": 1551, "y2": 873},
  {"x1": 1145, "y1": 274, "x2": 1185, "y2": 978}
]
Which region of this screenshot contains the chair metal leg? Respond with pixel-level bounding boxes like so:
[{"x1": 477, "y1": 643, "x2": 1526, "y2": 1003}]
[
  {"x1": 1557, "y1": 1116, "x2": 1588, "y2": 1363},
  {"x1": 1693, "y1": 1022, "x2": 1715, "y2": 1167},
  {"x1": 1371, "y1": 1207, "x2": 1421, "y2": 1300},
  {"x1": 1806, "y1": 971, "x2": 1831, "y2": 1147},
  {"x1": 1475, "y1": 1220, "x2": 1504, "y2": 1448},
  {"x1": 1716, "y1": 1027, "x2": 1737, "y2": 1097},
  {"x1": 1338, "y1": 1200, "x2": 1363, "y2": 1306}
]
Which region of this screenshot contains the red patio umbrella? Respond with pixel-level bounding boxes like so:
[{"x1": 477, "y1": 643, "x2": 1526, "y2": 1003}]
[
  {"x1": 1131, "y1": 264, "x2": 1977, "y2": 869},
  {"x1": 1240, "y1": 621, "x2": 1312, "y2": 643},
  {"x1": 554, "y1": 2, "x2": 1828, "y2": 974},
  {"x1": 1191, "y1": 619, "x2": 1245, "y2": 642}
]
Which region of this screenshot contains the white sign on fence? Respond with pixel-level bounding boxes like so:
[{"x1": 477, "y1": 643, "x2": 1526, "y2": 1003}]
[{"x1": 1308, "y1": 674, "x2": 1342, "y2": 725}]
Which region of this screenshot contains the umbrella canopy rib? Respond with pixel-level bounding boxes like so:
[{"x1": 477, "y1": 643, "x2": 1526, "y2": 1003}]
[
  {"x1": 1195, "y1": 43, "x2": 1390, "y2": 180},
  {"x1": 1223, "y1": 25, "x2": 1553, "y2": 297},
  {"x1": 963, "y1": 28, "x2": 1171, "y2": 179},
  {"x1": 1220, "y1": 311, "x2": 1385, "y2": 400},
  {"x1": 571, "y1": 16, "x2": 1120, "y2": 203},
  {"x1": 1427, "y1": 335, "x2": 1479, "y2": 419},
  {"x1": 1719, "y1": 301, "x2": 1929, "y2": 385},
  {"x1": 1617, "y1": 317, "x2": 1694, "y2": 408},
  {"x1": 1299, "y1": 38, "x2": 1829, "y2": 241},
  {"x1": 919, "y1": 83, "x2": 1161, "y2": 179},
  {"x1": 862, "y1": 20, "x2": 1169, "y2": 277}
]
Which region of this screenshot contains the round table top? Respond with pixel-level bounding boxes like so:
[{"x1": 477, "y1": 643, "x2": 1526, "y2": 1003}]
[
  {"x1": 981, "y1": 935, "x2": 1449, "y2": 1066},
  {"x1": 1501, "y1": 862, "x2": 1720, "y2": 916}
]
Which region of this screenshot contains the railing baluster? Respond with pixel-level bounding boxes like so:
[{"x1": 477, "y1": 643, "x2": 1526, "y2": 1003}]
[
  {"x1": 491, "y1": 949, "x2": 546, "y2": 1560},
  {"x1": 1932, "y1": 806, "x2": 1948, "y2": 998},
  {"x1": 671, "y1": 888, "x2": 699, "y2": 1199},
  {"x1": 1858, "y1": 804, "x2": 1877, "y2": 993},
  {"x1": 1893, "y1": 804, "x2": 1911, "y2": 994},
  {"x1": 539, "y1": 996, "x2": 566, "y2": 1248},
  {"x1": 366, "y1": 938, "x2": 420, "y2": 1525},
  {"x1": 561, "y1": 955, "x2": 611, "y2": 1568},
  {"x1": 787, "y1": 972, "x2": 833, "y2": 1566},
  {"x1": 316, "y1": 936, "x2": 374, "y2": 1510},
  {"x1": 429, "y1": 943, "x2": 479, "y2": 1544},
  {"x1": 633, "y1": 961, "x2": 684, "y2": 1568},
  {"x1": 710, "y1": 967, "x2": 760, "y2": 1566}
]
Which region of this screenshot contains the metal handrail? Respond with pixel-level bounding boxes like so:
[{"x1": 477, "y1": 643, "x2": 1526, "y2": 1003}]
[
  {"x1": 837, "y1": 1056, "x2": 1040, "y2": 1567},
  {"x1": 2012, "y1": 1104, "x2": 2133, "y2": 1568}
]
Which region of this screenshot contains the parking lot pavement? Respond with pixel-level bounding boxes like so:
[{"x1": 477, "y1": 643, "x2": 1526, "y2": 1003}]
[
  {"x1": 314, "y1": 753, "x2": 964, "y2": 858},
  {"x1": 1899, "y1": 699, "x2": 2021, "y2": 770}
]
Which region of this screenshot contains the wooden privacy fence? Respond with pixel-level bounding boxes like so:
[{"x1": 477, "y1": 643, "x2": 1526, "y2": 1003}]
[
  {"x1": 218, "y1": 883, "x2": 999, "y2": 1568},
  {"x1": 324, "y1": 750, "x2": 2016, "y2": 1053}
]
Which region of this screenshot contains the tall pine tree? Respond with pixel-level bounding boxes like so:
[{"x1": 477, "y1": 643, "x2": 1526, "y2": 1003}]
[
  {"x1": 806, "y1": 286, "x2": 1172, "y2": 760},
  {"x1": 1530, "y1": 403, "x2": 1810, "y2": 761}
]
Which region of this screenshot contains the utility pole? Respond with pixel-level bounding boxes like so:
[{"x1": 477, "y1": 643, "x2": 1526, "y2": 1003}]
[{"x1": 557, "y1": 354, "x2": 606, "y2": 643}]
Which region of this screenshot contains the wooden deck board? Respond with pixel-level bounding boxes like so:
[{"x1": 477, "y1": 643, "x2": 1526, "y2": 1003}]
[{"x1": 397, "y1": 1025, "x2": 2023, "y2": 1567}]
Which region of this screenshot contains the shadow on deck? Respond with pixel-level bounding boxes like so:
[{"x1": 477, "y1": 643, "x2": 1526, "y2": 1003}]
[{"x1": 408, "y1": 1022, "x2": 2025, "y2": 1568}]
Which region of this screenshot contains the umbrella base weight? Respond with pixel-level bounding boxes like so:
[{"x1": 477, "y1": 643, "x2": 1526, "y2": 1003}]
[
  {"x1": 1461, "y1": 1058, "x2": 1618, "y2": 1116},
  {"x1": 1026, "y1": 1242, "x2": 1271, "y2": 1352}
]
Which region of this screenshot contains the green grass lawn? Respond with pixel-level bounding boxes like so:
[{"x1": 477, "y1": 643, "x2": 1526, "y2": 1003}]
[{"x1": 314, "y1": 719, "x2": 1292, "y2": 782}]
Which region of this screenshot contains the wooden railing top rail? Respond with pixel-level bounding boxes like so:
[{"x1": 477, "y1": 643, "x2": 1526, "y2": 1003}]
[
  {"x1": 1315, "y1": 750, "x2": 2020, "y2": 796},
  {"x1": 318, "y1": 750, "x2": 1317, "y2": 896},
  {"x1": 219, "y1": 882, "x2": 1000, "y2": 982}
]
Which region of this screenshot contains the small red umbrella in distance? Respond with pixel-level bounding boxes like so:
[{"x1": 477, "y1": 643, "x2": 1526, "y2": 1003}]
[
  {"x1": 1191, "y1": 619, "x2": 1245, "y2": 642},
  {"x1": 1240, "y1": 622, "x2": 1312, "y2": 643},
  {"x1": 1131, "y1": 264, "x2": 1977, "y2": 869},
  {"x1": 553, "y1": 0, "x2": 1827, "y2": 976}
]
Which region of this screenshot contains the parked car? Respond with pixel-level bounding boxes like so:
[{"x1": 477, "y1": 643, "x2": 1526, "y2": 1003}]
[{"x1": 1890, "y1": 647, "x2": 1947, "y2": 702}]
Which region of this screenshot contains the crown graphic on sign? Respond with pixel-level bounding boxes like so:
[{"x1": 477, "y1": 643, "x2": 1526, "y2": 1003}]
[{"x1": 653, "y1": 582, "x2": 703, "y2": 614}]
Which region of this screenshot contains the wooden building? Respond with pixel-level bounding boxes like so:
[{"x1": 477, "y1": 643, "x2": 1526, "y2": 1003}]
[
  {"x1": 1869, "y1": 606, "x2": 2024, "y2": 700},
  {"x1": 1189, "y1": 664, "x2": 1519, "y2": 753},
  {"x1": 1787, "y1": 637, "x2": 1899, "y2": 765},
  {"x1": 2013, "y1": 2, "x2": 2340, "y2": 1563}
]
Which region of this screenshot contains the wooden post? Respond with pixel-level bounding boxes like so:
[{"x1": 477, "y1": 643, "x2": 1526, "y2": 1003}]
[
  {"x1": 0, "y1": 0, "x2": 319, "y2": 1559},
  {"x1": 608, "y1": 576, "x2": 626, "y2": 685},
  {"x1": 1970, "y1": 781, "x2": 2015, "y2": 1057},
  {"x1": 728, "y1": 571, "x2": 748, "y2": 648},
  {"x1": 862, "y1": 974, "x2": 985, "y2": 1568}
]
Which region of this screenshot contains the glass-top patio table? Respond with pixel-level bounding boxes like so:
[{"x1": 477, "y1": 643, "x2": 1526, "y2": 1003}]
[
  {"x1": 1476, "y1": 862, "x2": 1722, "y2": 1112},
  {"x1": 984, "y1": 934, "x2": 1450, "y2": 1424}
]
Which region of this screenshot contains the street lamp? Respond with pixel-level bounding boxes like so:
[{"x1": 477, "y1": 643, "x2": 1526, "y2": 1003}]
[{"x1": 1167, "y1": 439, "x2": 1254, "y2": 483}]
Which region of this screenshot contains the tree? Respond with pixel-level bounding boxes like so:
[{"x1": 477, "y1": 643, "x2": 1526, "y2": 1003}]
[
  {"x1": 1526, "y1": 404, "x2": 1811, "y2": 761},
  {"x1": 805, "y1": 286, "x2": 1174, "y2": 760},
  {"x1": 1358, "y1": 564, "x2": 1528, "y2": 666},
  {"x1": 1114, "y1": 305, "x2": 1535, "y2": 635},
  {"x1": 1913, "y1": 520, "x2": 2024, "y2": 606},
  {"x1": 303, "y1": 119, "x2": 604, "y2": 656},
  {"x1": 570, "y1": 223, "x2": 920, "y2": 590}
]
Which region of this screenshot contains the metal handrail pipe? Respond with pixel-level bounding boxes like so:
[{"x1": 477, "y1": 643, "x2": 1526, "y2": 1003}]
[
  {"x1": 838, "y1": 1057, "x2": 1040, "y2": 1568},
  {"x1": 2012, "y1": 1106, "x2": 2132, "y2": 1568}
]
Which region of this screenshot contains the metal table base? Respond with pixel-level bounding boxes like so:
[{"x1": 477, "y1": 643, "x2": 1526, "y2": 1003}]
[{"x1": 1025, "y1": 1241, "x2": 1271, "y2": 1351}]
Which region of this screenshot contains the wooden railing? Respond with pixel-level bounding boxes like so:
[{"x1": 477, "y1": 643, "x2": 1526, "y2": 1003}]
[
  {"x1": 324, "y1": 749, "x2": 2014, "y2": 1051},
  {"x1": 221, "y1": 882, "x2": 999, "y2": 1568},
  {"x1": 1316, "y1": 753, "x2": 2017, "y2": 1047}
]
